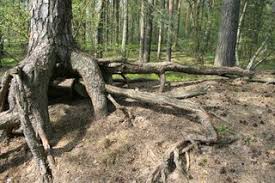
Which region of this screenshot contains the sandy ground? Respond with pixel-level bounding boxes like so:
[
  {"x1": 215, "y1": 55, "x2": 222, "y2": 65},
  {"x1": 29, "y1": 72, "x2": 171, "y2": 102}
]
[{"x1": 1, "y1": 75, "x2": 275, "y2": 183}]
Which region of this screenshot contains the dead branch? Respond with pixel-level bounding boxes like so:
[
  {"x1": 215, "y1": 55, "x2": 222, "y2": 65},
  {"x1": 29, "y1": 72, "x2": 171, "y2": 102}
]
[
  {"x1": 165, "y1": 87, "x2": 208, "y2": 99},
  {"x1": 107, "y1": 94, "x2": 134, "y2": 127}
]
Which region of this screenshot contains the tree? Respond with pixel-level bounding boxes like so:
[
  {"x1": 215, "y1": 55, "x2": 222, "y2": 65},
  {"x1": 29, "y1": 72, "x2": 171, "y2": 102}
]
[
  {"x1": 121, "y1": 0, "x2": 128, "y2": 57},
  {"x1": 167, "y1": 0, "x2": 174, "y2": 62},
  {"x1": 139, "y1": 0, "x2": 146, "y2": 62},
  {"x1": 214, "y1": 0, "x2": 241, "y2": 67},
  {"x1": 143, "y1": 0, "x2": 154, "y2": 62},
  {"x1": 157, "y1": 0, "x2": 165, "y2": 61},
  {"x1": 95, "y1": 0, "x2": 105, "y2": 58},
  {"x1": 0, "y1": 0, "x2": 107, "y2": 181},
  {"x1": 0, "y1": 31, "x2": 3, "y2": 67}
]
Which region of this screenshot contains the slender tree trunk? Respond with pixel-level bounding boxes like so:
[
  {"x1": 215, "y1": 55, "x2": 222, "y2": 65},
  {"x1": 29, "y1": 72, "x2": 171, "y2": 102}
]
[
  {"x1": 115, "y1": 0, "x2": 120, "y2": 44},
  {"x1": 121, "y1": 0, "x2": 128, "y2": 57},
  {"x1": 235, "y1": 0, "x2": 248, "y2": 66},
  {"x1": 0, "y1": 32, "x2": 3, "y2": 68},
  {"x1": 95, "y1": 0, "x2": 105, "y2": 58},
  {"x1": 139, "y1": 0, "x2": 146, "y2": 62},
  {"x1": 157, "y1": 0, "x2": 165, "y2": 61},
  {"x1": 174, "y1": 0, "x2": 181, "y2": 47},
  {"x1": 167, "y1": 0, "x2": 174, "y2": 62},
  {"x1": 85, "y1": 1, "x2": 93, "y2": 48},
  {"x1": 143, "y1": 0, "x2": 154, "y2": 63},
  {"x1": 214, "y1": 0, "x2": 240, "y2": 67}
]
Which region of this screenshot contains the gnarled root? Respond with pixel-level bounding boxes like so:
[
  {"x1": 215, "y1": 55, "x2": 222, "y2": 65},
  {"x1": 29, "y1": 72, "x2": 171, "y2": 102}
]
[
  {"x1": 104, "y1": 85, "x2": 218, "y2": 182},
  {"x1": 147, "y1": 111, "x2": 218, "y2": 183},
  {"x1": 13, "y1": 69, "x2": 53, "y2": 183}
]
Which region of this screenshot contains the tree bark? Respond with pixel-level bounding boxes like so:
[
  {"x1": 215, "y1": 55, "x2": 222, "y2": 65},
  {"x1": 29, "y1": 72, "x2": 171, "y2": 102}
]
[
  {"x1": 95, "y1": 0, "x2": 105, "y2": 58},
  {"x1": 139, "y1": 0, "x2": 146, "y2": 62},
  {"x1": 71, "y1": 51, "x2": 108, "y2": 119},
  {"x1": 143, "y1": 0, "x2": 154, "y2": 63},
  {"x1": 0, "y1": 0, "x2": 108, "y2": 180},
  {"x1": 235, "y1": 0, "x2": 248, "y2": 66},
  {"x1": 214, "y1": 0, "x2": 240, "y2": 67},
  {"x1": 167, "y1": 0, "x2": 174, "y2": 62},
  {"x1": 121, "y1": 0, "x2": 128, "y2": 57},
  {"x1": 157, "y1": 0, "x2": 165, "y2": 61}
]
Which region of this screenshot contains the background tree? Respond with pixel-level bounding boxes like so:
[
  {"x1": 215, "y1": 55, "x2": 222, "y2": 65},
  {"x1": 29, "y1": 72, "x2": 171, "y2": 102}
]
[{"x1": 214, "y1": 0, "x2": 240, "y2": 67}]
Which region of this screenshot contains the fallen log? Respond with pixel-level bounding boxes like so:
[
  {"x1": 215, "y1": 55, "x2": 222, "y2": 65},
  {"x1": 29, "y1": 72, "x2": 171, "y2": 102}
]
[{"x1": 98, "y1": 61, "x2": 254, "y2": 77}]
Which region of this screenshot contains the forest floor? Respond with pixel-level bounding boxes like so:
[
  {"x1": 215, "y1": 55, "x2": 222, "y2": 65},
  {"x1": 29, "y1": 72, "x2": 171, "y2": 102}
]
[{"x1": 1, "y1": 71, "x2": 275, "y2": 183}]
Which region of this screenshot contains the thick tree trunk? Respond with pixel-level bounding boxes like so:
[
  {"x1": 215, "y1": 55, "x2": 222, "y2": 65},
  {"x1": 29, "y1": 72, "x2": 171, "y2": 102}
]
[
  {"x1": 214, "y1": 0, "x2": 240, "y2": 67},
  {"x1": 0, "y1": 0, "x2": 108, "y2": 180}
]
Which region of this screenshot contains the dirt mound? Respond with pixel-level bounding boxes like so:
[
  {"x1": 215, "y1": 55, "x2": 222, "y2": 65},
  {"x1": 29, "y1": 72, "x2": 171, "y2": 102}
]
[{"x1": 1, "y1": 78, "x2": 275, "y2": 183}]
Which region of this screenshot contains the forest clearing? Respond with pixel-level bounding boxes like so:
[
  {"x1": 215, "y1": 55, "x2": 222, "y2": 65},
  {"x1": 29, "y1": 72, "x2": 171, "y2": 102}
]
[{"x1": 0, "y1": 0, "x2": 275, "y2": 183}]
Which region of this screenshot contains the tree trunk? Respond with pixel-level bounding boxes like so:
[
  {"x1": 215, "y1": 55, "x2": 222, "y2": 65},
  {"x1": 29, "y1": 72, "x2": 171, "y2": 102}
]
[
  {"x1": 139, "y1": 0, "x2": 146, "y2": 62},
  {"x1": 174, "y1": 0, "x2": 181, "y2": 47},
  {"x1": 157, "y1": 0, "x2": 165, "y2": 61},
  {"x1": 95, "y1": 0, "x2": 105, "y2": 58},
  {"x1": 143, "y1": 0, "x2": 154, "y2": 63},
  {"x1": 0, "y1": 0, "x2": 108, "y2": 180},
  {"x1": 115, "y1": 0, "x2": 120, "y2": 44},
  {"x1": 235, "y1": 0, "x2": 248, "y2": 66},
  {"x1": 214, "y1": 0, "x2": 240, "y2": 67},
  {"x1": 167, "y1": 0, "x2": 174, "y2": 62},
  {"x1": 0, "y1": 32, "x2": 3, "y2": 68},
  {"x1": 121, "y1": 0, "x2": 128, "y2": 57}
]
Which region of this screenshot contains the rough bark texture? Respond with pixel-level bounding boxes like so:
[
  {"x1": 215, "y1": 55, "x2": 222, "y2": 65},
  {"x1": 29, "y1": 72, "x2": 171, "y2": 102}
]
[
  {"x1": 71, "y1": 51, "x2": 108, "y2": 119},
  {"x1": 0, "y1": 0, "x2": 108, "y2": 180},
  {"x1": 214, "y1": 0, "x2": 240, "y2": 67},
  {"x1": 157, "y1": 0, "x2": 165, "y2": 61}
]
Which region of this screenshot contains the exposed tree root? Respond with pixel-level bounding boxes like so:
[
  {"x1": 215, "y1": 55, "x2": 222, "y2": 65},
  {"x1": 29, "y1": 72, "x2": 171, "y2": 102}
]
[
  {"x1": 71, "y1": 51, "x2": 108, "y2": 119},
  {"x1": 107, "y1": 94, "x2": 134, "y2": 127},
  {"x1": 104, "y1": 85, "x2": 218, "y2": 182},
  {"x1": 14, "y1": 71, "x2": 53, "y2": 183}
]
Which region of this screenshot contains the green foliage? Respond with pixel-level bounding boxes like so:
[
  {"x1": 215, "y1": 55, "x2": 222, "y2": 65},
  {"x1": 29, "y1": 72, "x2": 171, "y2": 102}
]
[
  {"x1": 0, "y1": 0, "x2": 274, "y2": 70},
  {"x1": 0, "y1": 1, "x2": 29, "y2": 41}
]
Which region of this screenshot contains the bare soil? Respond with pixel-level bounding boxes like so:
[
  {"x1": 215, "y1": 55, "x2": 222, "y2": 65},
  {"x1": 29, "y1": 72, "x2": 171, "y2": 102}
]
[{"x1": 1, "y1": 74, "x2": 275, "y2": 183}]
